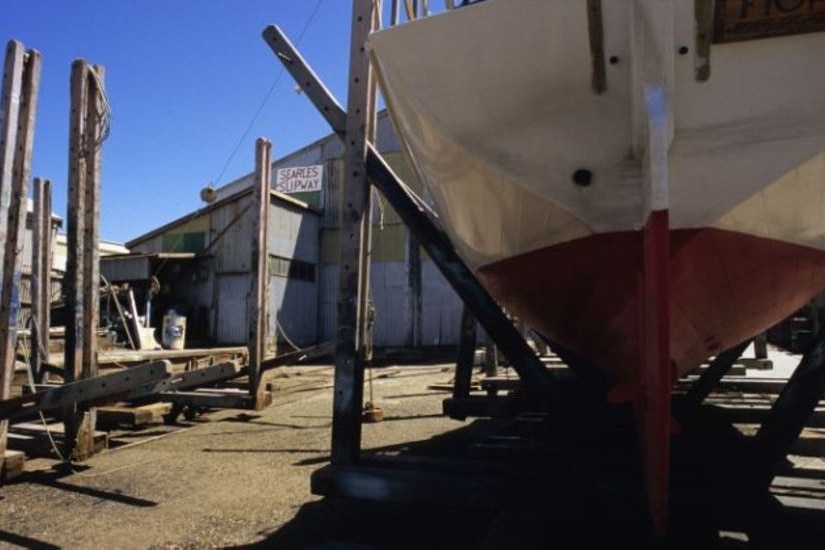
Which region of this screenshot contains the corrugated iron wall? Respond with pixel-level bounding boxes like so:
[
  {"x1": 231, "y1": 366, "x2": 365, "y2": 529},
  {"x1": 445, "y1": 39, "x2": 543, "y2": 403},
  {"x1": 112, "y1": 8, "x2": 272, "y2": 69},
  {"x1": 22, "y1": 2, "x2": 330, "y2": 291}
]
[{"x1": 128, "y1": 112, "x2": 467, "y2": 350}]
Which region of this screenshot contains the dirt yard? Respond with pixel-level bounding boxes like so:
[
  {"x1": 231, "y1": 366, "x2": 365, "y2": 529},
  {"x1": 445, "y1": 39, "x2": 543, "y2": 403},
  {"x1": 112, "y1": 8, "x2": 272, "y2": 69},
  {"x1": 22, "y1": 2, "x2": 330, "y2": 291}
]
[{"x1": 0, "y1": 364, "x2": 492, "y2": 549}]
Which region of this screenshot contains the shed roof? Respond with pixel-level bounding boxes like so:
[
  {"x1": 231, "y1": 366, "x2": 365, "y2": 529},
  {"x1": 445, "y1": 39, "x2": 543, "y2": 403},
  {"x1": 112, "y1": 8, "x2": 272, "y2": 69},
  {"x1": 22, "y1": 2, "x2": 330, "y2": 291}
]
[{"x1": 126, "y1": 186, "x2": 319, "y2": 249}]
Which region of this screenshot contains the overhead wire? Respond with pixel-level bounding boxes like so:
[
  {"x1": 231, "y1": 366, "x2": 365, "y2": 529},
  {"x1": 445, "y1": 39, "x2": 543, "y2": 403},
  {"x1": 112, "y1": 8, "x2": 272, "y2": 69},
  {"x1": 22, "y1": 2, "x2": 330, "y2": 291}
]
[
  {"x1": 152, "y1": 0, "x2": 326, "y2": 276},
  {"x1": 211, "y1": 0, "x2": 326, "y2": 189}
]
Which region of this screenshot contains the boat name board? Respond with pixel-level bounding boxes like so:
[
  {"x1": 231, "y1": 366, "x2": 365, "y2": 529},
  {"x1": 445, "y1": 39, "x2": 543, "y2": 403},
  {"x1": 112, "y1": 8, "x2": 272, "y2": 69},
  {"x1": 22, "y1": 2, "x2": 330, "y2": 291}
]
[{"x1": 714, "y1": 0, "x2": 825, "y2": 43}]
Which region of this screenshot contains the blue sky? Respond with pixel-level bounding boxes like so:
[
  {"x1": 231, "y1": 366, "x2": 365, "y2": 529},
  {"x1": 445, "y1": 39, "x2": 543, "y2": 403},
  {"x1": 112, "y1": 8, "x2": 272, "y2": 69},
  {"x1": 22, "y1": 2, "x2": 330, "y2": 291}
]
[{"x1": 2, "y1": 1, "x2": 356, "y2": 243}]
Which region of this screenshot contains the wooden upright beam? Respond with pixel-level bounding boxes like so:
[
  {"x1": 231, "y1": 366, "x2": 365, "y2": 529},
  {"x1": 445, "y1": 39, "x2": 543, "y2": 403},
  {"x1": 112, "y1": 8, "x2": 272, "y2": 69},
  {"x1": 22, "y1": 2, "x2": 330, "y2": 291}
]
[
  {"x1": 31, "y1": 177, "x2": 52, "y2": 384},
  {"x1": 331, "y1": 0, "x2": 381, "y2": 466},
  {"x1": 64, "y1": 60, "x2": 104, "y2": 462},
  {"x1": 0, "y1": 41, "x2": 40, "y2": 479},
  {"x1": 453, "y1": 305, "x2": 477, "y2": 401},
  {"x1": 248, "y1": 137, "x2": 271, "y2": 407}
]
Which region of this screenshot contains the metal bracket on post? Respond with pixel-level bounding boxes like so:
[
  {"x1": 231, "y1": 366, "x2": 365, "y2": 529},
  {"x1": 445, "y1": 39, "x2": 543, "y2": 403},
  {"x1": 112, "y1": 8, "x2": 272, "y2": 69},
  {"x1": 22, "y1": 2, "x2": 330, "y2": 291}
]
[{"x1": 261, "y1": 23, "x2": 556, "y2": 408}]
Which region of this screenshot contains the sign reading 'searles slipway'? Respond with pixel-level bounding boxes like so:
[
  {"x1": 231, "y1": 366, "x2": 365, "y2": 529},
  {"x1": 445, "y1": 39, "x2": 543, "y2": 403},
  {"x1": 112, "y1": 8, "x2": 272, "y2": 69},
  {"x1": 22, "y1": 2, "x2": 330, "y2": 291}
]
[{"x1": 275, "y1": 165, "x2": 323, "y2": 194}]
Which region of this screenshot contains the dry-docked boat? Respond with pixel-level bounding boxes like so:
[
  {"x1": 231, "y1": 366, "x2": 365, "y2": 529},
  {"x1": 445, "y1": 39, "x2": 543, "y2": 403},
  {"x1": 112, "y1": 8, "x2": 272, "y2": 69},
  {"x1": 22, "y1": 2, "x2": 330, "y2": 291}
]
[{"x1": 367, "y1": 0, "x2": 825, "y2": 533}]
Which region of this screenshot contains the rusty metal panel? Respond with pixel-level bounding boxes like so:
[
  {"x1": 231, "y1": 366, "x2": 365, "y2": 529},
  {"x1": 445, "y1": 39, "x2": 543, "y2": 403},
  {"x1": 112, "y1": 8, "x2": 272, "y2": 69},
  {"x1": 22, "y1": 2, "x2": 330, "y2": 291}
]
[{"x1": 216, "y1": 273, "x2": 249, "y2": 344}]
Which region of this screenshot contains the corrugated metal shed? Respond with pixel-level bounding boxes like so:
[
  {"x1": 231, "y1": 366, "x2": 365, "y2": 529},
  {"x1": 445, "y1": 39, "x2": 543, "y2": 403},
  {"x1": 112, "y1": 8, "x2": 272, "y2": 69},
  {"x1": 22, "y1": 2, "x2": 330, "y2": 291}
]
[
  {"x1": 126, "y1": 187, "x2": 321, "y2": 347},
  {"x1": 126, "y1": 109, "x2": 467, "y2": 351}
]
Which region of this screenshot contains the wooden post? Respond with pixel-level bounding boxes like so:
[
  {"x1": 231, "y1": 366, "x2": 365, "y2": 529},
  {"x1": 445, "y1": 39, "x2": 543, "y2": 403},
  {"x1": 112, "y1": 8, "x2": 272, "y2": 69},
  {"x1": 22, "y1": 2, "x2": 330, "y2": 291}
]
[
  {"x1": 248, "y1": 137, "x2": 271, "y2": 408},
  {"x1": 406, "y1": 231, "x2": 422, "y2": 348},
  {"x1": 331, "y1": 0, "x2": 380, "y2": 466},
  {"x1": 0, "y1": 41, "x2": 40, "y2": 478},
  {"x1": 453, "y1": 304, "x2": 476, "y2": 401},
  {"x1": 754, "y1": 331, "x2": 768, "y2": 360},
  {"x1": 64, "y1": 60, "x2": 104, "y2": 462},
  {"x1": 31, "y1": 177, "x2": 52, "y2": 383}
]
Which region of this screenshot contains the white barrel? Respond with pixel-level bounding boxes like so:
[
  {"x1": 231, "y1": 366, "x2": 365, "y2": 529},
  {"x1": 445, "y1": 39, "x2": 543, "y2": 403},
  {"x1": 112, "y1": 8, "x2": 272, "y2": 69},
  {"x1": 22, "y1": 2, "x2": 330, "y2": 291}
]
[{"x1": 162, "y1": 310, "x2": 186, "y2": 350}]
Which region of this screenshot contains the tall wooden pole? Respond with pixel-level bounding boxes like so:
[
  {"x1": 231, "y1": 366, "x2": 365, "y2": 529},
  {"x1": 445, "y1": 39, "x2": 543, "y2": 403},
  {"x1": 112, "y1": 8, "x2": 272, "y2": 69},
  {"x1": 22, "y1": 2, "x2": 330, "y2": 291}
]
[
  {"x1": 31, "y1": 177, "x2": 52, "y2": 383},
  {"x1": 331, "y1": 0, "x2": 380, "y2": 465},
  {"x1": 248, "y1": 137, "x2": 271, "y2": 408},
  {"x1": 0, "y1": 41, "x2": 40, "y2": 477},
  {"x1": 64, "y1": 60, "x2": 103, "y2": 462}
]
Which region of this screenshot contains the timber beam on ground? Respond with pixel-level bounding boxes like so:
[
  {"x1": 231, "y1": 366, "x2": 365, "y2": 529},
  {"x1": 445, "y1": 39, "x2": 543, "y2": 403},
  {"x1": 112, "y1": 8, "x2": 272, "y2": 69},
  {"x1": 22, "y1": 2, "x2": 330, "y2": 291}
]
[
  {"x1": 262, "y1": 24, "x2": 555, "y2": 407},
  {"x1": 0, "y1": 360, "x2": 172, "y2": 421}
]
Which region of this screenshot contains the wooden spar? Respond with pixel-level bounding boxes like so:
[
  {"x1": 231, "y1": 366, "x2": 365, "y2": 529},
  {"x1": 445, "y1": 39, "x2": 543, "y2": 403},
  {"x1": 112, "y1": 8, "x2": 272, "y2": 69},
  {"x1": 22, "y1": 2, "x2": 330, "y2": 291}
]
[
  {"x1": 330, "y1": 0, "x2": 380, "y2": 466},
  {"x1": 64, "y1": 60, "x2": 104, "y2": 462},
  {"x1": 31, "y1": 178, "x2": 52, "y2": 383},
  {"x1": 262, "y1": 24, "x2": 556, "y2": 406},
  {"x1": 0, "y1": 41, "x2": 40, "y2": 479},
  {"x1": 248, "y1": 137, "x2": 271, "y2": 407}
]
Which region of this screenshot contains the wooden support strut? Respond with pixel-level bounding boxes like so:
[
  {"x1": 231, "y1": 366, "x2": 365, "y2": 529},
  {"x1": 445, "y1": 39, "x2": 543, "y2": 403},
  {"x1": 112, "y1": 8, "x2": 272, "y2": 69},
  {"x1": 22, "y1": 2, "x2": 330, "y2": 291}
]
[
  {"x1": 261, "y1": 24, "x2": 556, "y2": 407},
  {"x1": 328, "y1": 0, "x2": 380, "y2": 466},
  {"x1": 31, "y1": 178, "x2": 52, "y2": 383},
  {"x1": 64, "y1": 60, "x2": 104, "y2": 462},
  {"x1": 248, "y1": 137, "x2": 271, "y2": 408},
  {"x1": 0, "y1": 41, "x2": 41, "y2": 479},
  {"x1": 451, "y1": 305, "x2": 477, "y2": 417},
  {"x1": 752, "y1": 327, "x2": 825, "y2": 487}
]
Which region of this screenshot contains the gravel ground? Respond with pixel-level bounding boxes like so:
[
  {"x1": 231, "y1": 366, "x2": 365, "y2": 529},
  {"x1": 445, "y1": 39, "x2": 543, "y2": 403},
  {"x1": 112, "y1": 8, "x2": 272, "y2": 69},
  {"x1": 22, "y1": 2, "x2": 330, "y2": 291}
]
[
  {"x1": 1, "y1": 354, "x2": 824, "y2": 549},
  {"x1": 0, "y1": 364, "x2": 475, "y2": 549}
]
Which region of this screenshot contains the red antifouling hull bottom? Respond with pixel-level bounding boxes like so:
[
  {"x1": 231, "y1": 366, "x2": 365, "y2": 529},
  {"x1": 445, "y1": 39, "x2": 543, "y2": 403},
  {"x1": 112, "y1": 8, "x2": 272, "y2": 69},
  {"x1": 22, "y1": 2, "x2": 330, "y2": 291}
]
[{"x1": 477, "y1": 227, "x2": 825, "y2": 383}]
